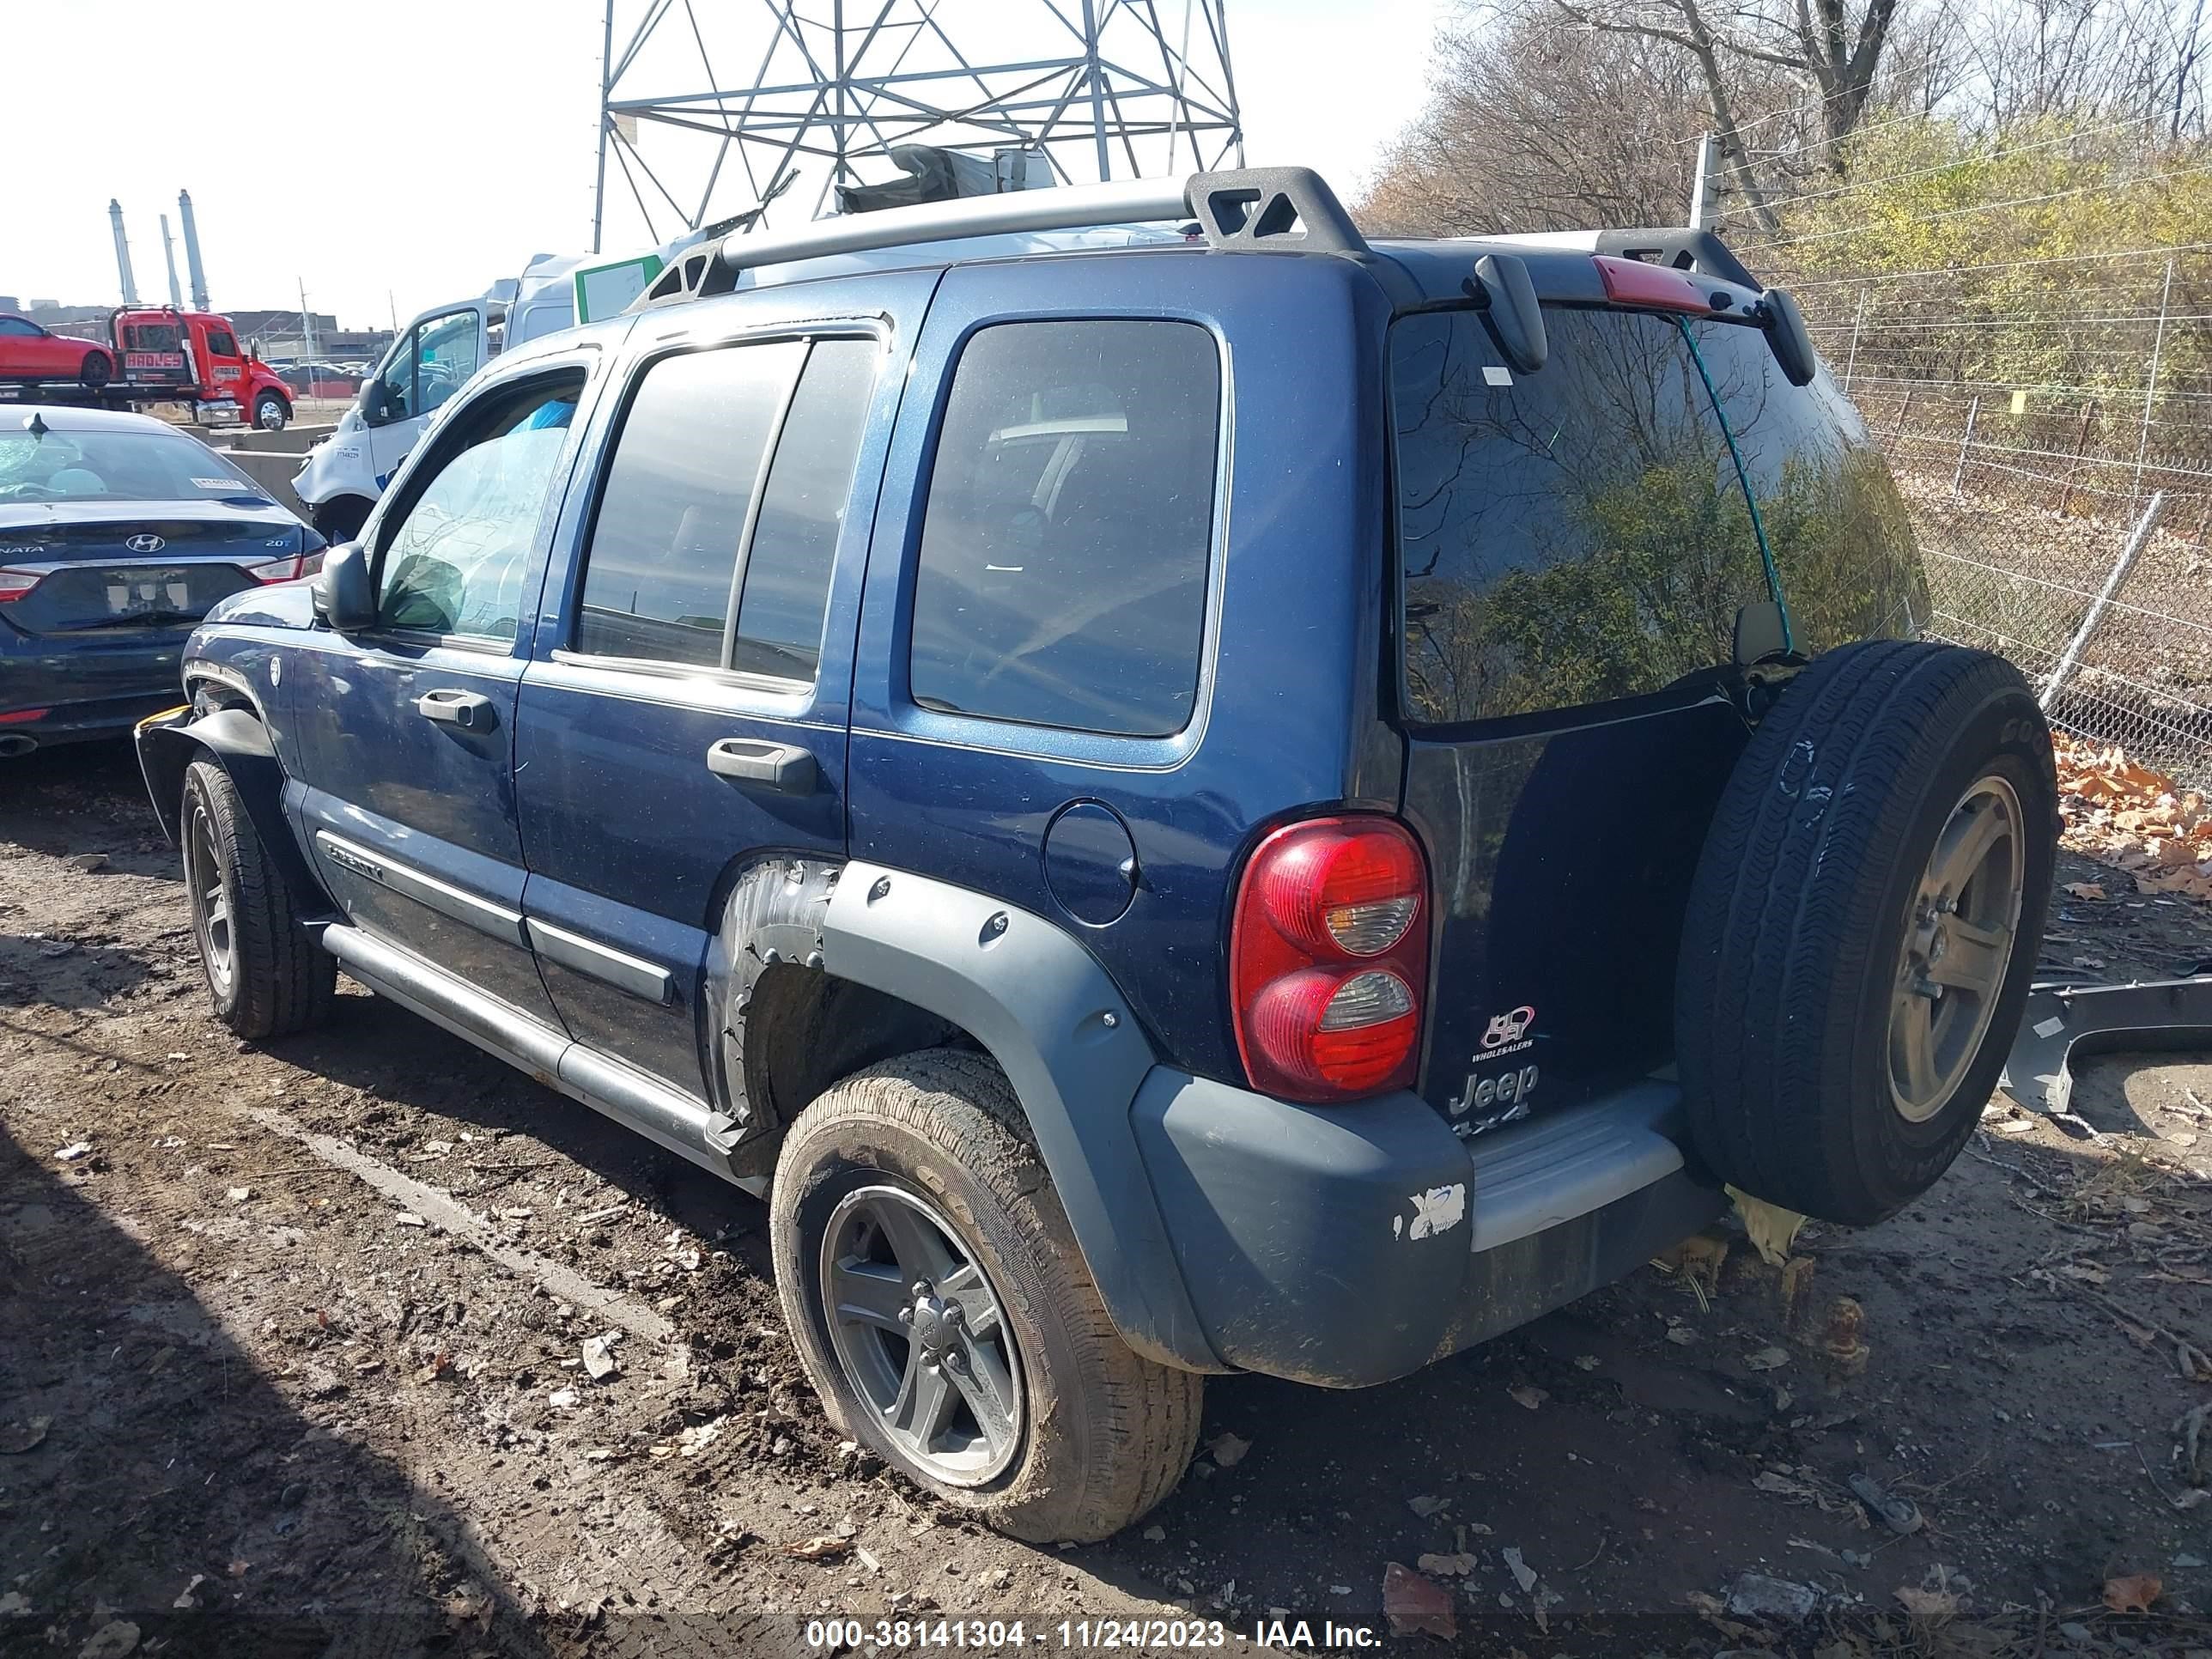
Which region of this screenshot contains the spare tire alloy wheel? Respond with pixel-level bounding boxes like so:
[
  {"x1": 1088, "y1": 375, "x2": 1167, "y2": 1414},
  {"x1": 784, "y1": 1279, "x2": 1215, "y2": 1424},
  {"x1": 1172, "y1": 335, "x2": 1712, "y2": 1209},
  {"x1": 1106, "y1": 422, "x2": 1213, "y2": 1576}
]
[
  {"x1": 1890, "y1": 775, "x2": 2024, "y2": 1123},
  {"x1": 1677, "y1": 640, "x2": 2058, "y2": 1226},
  {"x1": 820, "y1": 1183, "x2": 1023, "y2": 1484}
]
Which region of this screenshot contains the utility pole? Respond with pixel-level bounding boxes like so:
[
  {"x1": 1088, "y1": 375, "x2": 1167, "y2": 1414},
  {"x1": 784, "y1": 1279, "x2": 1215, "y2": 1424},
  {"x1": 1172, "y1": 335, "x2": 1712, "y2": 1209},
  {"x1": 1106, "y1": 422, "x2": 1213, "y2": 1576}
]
[
  {"x1": 592, "y1": 1, "x2": 615, "y2": 252},
  {"x1": 297, "y1": 278, "x2": 317, "y2": 367},
  {"x1": 1687, "y1": 132, "x2": 1719, "y2": 229}
]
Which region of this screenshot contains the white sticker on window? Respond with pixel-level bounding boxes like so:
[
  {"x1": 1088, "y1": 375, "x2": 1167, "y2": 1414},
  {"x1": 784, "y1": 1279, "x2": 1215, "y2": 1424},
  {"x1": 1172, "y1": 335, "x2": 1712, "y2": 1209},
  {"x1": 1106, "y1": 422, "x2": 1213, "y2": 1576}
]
[
  {"x1": 1482, "y1": 365, "x2": 1514, "y2": 386},
  {"x1": 191, "y1": 477, "x2": 237, "y2": 489}
]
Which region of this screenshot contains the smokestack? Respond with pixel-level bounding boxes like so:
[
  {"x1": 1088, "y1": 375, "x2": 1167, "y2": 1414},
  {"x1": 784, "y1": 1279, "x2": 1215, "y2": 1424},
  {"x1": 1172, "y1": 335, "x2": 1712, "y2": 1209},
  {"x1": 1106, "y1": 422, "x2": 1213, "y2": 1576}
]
[
  {"x1": 159, "y1": 214, "x2": 184, "y2": 308},
  {"x1": 108, "y1": 198, "x2": 140, "y2": 306},
  {"x1": 178, "y1": 189, "x2": 209, "y2": 311}
]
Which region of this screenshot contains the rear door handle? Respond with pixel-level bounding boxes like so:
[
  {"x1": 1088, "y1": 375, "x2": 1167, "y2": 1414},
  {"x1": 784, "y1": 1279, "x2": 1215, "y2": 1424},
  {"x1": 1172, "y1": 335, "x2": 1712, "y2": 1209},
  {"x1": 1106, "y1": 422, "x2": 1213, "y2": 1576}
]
[
  {"x1": 416, "y1": 687, "x2": 496, "y2": 731},
  {"x1": 705, "y1": 737, "x2": 817, "y2": 794}
]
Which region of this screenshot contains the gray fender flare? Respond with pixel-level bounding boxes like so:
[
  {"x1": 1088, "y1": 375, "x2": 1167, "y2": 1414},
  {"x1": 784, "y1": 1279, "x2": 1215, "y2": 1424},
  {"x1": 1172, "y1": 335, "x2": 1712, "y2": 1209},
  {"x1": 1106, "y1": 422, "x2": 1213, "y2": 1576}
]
[
  {"x1": 137, "y1": 708, "x2": 330, "y2": 919},
  {"x1": 819, "y1": 860, "x2": 1227, "y2": 1374}
]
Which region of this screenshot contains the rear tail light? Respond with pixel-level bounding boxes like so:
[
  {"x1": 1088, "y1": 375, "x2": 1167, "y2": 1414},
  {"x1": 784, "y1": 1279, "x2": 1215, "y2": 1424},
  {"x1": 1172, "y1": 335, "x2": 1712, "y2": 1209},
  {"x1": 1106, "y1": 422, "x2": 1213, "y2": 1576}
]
[
  {"x1": 1592, "y1": 253, "x2": 1718, "y2": 314},
  {"x1": 0, "y1": 708, "x2": 46, "y2": 725},
  {"x1": 1231, "y1": 815, "x2": 1430, "y2": 1102},
  {"x1": 245, "y1": 554, "x2": 309, "y2": 583},
  {"x1": 0, "y1": 568, "x2": 41, "y2": 604}
]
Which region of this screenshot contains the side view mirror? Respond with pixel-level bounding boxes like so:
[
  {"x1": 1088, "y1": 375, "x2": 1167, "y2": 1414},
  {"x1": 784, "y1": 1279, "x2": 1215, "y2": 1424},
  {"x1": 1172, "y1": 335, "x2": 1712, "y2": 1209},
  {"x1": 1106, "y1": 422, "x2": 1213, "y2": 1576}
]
[
  {"x1": 360, "y1": 380, "x2": 393, "y2": 425},
  {"x1": 1760, "y1": 287, "x2": 1819, "y2": 388},
  {"x1": 312, "y1": 541, "x2": 376, "y2": 632}
]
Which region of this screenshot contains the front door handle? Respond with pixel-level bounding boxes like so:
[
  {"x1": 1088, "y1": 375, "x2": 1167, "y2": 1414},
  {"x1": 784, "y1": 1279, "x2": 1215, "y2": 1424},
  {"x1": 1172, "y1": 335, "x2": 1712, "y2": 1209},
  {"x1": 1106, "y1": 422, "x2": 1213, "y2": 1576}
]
[
  {"x1": 705, "y1": 736, "x2": 817, "y2": 794},
  {"x1": 416, "y1": 687, "x2": 496, "y2": 732}
]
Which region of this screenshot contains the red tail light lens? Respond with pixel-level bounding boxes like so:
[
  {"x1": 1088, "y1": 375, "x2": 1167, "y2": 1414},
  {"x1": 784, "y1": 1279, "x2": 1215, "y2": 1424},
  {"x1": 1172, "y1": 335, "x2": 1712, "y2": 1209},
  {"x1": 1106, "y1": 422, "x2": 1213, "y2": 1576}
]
[
  {"x1": 246, "y1": 554, "x2": 308, "y2": 583},
  {"x1": 1592, "y1": 253, "x2": 1717, "y2": 314},
  {"x1": 0, "y1": 568, "x2": 42, "y2": 604},
  {"x1": 1231, "y1": 816, "x2": 1430, "y2": 1102}
]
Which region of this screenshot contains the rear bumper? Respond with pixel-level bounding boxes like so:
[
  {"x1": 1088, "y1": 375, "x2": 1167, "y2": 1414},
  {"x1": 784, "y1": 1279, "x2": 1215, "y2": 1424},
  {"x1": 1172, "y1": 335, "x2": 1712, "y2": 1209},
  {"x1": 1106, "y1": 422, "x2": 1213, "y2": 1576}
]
[
  {"x1": 0, "y1": 635, "x2": 187, "y2": 752},
  {"x1": 1132, "y1": 1073, "x2": 1723, "y2": 1388}
]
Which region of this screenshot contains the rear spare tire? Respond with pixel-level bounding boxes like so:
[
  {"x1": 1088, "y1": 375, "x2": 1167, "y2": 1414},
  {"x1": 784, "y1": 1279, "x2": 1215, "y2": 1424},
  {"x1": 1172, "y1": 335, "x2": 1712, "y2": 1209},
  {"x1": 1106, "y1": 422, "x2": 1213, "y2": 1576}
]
[{"x1": 1677, "y1": 640, "x2": 2057, "y2": 1224}]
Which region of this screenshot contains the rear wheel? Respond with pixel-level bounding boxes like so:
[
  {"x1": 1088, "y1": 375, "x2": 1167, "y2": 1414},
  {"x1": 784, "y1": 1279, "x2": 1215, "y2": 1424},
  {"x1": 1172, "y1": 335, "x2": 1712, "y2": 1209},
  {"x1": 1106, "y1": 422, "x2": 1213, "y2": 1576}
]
[
  {"x1": 79, "y1": 351, "x2": 111, "y2": 389},
  {"x1": 252, "y1": 392, "x2": 289, "y2": 431},
  {"x1": 181, "y1": 757, "x2": 335, "y2": 1039},
  {"x1": 772, "y1": 1049, "x2": 1201, "y2": 1542},
  {"x1": 1677, "y1": 640, "x2": 2057, "y2": 1224}
]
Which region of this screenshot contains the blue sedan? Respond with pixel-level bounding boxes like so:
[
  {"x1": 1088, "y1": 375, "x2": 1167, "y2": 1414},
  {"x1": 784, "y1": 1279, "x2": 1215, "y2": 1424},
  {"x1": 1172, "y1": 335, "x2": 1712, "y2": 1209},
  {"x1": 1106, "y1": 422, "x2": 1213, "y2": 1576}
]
[{"x1": 0, "y1": 405, "x2": 322, "y2": 756}]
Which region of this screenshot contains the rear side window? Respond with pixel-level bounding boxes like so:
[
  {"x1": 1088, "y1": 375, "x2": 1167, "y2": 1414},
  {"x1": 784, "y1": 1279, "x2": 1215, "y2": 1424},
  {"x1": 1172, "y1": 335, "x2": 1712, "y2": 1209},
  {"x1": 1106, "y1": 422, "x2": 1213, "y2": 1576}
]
[
  {"x1": 908, "y1": 319, "x2": 1219, "y2": 738},
  {"x1": 1681, "y1": 323, "x2": 1923, "y2": 653},
  {"x1": 575, "y1": 341, "x2": 805, "y2": 666}
]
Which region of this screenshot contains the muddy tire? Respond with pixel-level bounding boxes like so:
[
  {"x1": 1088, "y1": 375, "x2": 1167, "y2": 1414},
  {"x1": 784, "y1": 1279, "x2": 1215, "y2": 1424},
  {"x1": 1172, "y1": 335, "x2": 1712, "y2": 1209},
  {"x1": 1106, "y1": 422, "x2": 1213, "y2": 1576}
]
[
  {"x1": 1677, "y1": 640, "x2": 2057, "y2": 1225},
  {"x1": 181, "y1": 758, "x2": 336, "y2": 1040},
  {"x1": 771, "y1": 1048, "x2": 1201, "y2": 1542}
]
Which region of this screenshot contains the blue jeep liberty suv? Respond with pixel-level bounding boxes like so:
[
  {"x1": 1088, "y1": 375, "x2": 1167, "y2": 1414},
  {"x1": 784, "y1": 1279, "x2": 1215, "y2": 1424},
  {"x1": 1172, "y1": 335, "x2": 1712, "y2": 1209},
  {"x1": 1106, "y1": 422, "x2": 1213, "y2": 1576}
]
[{"x1": 137, "y1": 168, "x2": 2058, "y2": 1542}]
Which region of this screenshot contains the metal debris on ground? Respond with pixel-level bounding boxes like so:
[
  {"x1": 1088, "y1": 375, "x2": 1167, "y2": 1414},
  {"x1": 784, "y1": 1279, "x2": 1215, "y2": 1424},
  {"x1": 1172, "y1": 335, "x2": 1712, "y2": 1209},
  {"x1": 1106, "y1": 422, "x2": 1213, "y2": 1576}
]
[{"x1": 1847, "y1": 1473, "x2": 1924, "y2": 1535}]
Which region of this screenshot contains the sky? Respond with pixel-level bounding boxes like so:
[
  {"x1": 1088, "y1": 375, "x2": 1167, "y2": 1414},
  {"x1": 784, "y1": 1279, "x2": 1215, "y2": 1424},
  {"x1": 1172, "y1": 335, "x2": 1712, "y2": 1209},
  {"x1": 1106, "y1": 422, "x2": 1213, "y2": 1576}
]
[{"x1": 0, "y1": 0, "x2": 1449, "y2": 331}]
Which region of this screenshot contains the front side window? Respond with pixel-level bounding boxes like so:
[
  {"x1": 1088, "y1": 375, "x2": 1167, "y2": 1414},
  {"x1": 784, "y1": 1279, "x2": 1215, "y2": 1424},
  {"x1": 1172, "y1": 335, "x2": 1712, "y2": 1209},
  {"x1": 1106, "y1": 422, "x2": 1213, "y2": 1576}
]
[
  {"x1": 1392, "y1": 307, "x2": 1769, "y2": 726},
  {"x1": 375, "y1": 374, "x2": 583, "y2": 641},
  {"x1": 205, "y1": 328, "x2": 238, "y2": 358},
  {"x1": 377, "y1": 309, "x2": 480, "y2": 424},
  {"x1": 908, "y1": 319, "x2": 1220, "y2": 738}
]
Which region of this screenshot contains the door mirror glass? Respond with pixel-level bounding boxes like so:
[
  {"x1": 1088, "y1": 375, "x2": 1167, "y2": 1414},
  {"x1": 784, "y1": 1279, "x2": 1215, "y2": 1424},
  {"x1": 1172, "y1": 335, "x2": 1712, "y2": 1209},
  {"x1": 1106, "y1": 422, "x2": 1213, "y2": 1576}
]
[{"x1": 312, "y1": 541, "x2": 376, "y2": 631}]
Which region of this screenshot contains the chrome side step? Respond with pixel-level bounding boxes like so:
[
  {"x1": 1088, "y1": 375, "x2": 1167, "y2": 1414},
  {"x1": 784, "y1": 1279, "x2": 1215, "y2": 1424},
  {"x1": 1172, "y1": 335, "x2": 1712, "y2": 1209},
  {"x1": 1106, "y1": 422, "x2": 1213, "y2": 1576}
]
[{"x1": 320, "y1": 922, "x2": 766, "y2": 1198}]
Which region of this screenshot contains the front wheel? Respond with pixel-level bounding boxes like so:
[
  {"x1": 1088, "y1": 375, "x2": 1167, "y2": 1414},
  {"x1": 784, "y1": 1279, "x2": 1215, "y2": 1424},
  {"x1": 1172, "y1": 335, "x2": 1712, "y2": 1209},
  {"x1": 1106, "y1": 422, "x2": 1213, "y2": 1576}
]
[
  {"x1": 181, "y1": 757, "x2": 335, "y2": 1039},
  {"x1": 252, "y1": 392, "x2": 289, "y2": 431},
  {"x1": 79, "y1": 351, "x2": 112, "y2": 389},
  {"x1": 772, "y1": 1049, "x2": 1201, "y2": 1542}
]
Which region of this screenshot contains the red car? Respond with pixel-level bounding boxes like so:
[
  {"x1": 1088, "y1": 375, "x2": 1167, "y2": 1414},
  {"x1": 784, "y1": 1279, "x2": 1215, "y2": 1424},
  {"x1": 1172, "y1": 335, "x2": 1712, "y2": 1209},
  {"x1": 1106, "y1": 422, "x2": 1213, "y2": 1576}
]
[{"x1": 0, "y1": 313, "x2": 115, "y2": 387}]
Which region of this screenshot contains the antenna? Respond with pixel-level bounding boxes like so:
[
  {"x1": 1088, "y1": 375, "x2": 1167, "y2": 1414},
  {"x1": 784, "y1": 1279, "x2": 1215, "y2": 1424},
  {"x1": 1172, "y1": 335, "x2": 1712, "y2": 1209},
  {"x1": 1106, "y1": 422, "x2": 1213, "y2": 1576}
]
[{"x1": 592, "y1": 0, "x2": 1244, "y2": 252}]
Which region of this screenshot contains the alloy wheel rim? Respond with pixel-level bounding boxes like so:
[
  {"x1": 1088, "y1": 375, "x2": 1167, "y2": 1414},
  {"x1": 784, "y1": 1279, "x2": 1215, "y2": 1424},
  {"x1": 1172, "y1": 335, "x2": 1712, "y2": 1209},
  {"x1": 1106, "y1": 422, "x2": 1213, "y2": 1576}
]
[
  {"x1": 1887, "y1": 774, "x2": 2025, "y2": 1123},
  {"x1": 818, "y1": 1183, "x2": 1023, "y2": 1486},
  {"x1": 185, "y1": 805, "x2": 234, "y2": 999}
]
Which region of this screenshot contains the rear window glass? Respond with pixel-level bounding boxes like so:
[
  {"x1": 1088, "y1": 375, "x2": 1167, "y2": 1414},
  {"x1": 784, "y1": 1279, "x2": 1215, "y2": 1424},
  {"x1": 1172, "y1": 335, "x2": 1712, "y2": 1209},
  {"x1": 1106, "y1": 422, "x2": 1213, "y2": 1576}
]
[
  {"x1": 1390, "y1": 306, "x2": 1920, "y2": 726},
  {"x1": 908, "y1": 319, "x2": 1219, "y2": 738},
  {"x1": 0, "y1": 428, "x2": 264, "y2": 504}
]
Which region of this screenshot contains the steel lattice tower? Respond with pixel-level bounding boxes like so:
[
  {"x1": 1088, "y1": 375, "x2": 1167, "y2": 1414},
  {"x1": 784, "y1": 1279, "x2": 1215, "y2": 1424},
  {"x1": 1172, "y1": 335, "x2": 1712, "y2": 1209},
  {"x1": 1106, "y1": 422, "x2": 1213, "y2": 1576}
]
[{"x1": 592, "y1": 0, "x2": 1245, "y2": 252}]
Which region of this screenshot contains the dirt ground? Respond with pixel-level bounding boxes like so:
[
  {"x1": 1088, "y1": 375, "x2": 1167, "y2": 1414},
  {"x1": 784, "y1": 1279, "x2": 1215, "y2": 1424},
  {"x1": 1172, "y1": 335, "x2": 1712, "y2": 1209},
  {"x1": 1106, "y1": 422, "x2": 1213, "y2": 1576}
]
[{"x1": 4, "y1": 745, "x2": 2212, "y2": 1659}]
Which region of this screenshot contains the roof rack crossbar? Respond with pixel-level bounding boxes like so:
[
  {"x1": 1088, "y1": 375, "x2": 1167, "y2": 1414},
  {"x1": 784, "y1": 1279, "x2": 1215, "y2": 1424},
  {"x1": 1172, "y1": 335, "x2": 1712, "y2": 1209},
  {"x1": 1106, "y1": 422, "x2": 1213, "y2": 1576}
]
[{"x1": 628, "y1": 167, "x2": 1369, "y2": 312}]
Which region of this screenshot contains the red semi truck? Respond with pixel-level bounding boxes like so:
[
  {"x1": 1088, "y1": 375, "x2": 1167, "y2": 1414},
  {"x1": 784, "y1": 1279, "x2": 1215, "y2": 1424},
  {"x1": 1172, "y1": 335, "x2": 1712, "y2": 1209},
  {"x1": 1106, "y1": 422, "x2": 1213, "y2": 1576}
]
[{"x1": 0, "y1": 306, "x2": 294, "y2": 430}]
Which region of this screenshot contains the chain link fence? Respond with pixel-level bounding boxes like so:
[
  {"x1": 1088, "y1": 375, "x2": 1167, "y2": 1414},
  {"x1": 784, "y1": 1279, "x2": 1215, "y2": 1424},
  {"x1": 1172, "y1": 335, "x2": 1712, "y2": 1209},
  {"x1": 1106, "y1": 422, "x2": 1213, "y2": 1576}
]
[{"x1": 1802, "y1": 263, "x2": 2212, "y2": 792}]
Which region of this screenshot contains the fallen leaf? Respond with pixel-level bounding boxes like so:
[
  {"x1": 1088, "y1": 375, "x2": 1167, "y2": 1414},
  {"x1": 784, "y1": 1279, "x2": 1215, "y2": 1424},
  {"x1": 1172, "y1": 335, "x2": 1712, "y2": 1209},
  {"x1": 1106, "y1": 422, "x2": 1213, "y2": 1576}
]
[
  {"x1": 1502, "y1": 1547, "x2": 1539, "y2": 1594},
  {"x1": 1894, "y1": 1585, "x2": 1957, "y2": 1622},
  {"x1": 2063, "y1": 881, "x2": 2107, "y2": 900},
  {"x1": 1507, "y1": 1384, "x2": 1547, "y2": 1411},
  {"x1": 1380, "y1": 1563, "x2": 1455, "y2": 1640},
  {"x1": 786, "y1": 1535, "x2": 852, "y2": 1563},
  {"x1": 2104, "y1": 1572, "x2": 2161, "y2": 1613},
  {"x1": 1729, "y1": 1186, "x2": 1808, "y2": 1267},
  {"x1": 1208, "y1": 1431, "x2": 1250, "y2": 1468}
]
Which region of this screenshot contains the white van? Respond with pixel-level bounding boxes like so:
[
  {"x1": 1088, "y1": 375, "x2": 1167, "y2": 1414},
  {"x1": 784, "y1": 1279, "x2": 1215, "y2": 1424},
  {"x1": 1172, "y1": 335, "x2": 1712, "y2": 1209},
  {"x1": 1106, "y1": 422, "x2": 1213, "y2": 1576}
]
[{"x1": 289, "y1": 251, "x2": 642, "y2": 543}]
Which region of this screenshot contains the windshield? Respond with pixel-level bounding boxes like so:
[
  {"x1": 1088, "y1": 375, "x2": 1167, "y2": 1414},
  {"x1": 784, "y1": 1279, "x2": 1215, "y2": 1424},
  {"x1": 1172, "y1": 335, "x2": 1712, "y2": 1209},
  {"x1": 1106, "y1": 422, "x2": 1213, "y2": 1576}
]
[
  {"x1": 0, "y1": 428, "x2": 268, "y2": 504},
  {"x1": 1389, "y1": 305, "x2": 1923, "y2": 726}
]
